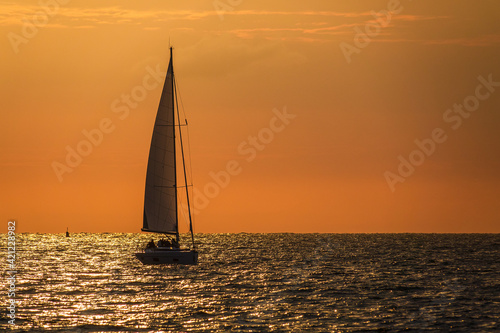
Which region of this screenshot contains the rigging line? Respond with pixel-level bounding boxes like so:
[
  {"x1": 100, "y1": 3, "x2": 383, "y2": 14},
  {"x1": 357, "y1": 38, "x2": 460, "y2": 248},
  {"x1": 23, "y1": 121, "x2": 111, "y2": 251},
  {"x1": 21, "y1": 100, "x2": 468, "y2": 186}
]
[
  {"x1": 174, "y1": 76, "x2": 196, "y2": 229},
  {"x1": 175, "y1": 87, "x2": 193, "y2": 197},
  {"x1": 174, "y1": 80, "x2": 194, "y2": 182},
  {"x1": 173, "y1": 70, "x2": 195, "y2": 250},
  {"x1": 178, "y1": 194, "x2": 190, "y2": 232},
  {"x1": 172, "y1": 87, "x2": 191, "y2": 235},
  {"x1": 174, "y1": 97, "x2": 195, "y2": 241}
]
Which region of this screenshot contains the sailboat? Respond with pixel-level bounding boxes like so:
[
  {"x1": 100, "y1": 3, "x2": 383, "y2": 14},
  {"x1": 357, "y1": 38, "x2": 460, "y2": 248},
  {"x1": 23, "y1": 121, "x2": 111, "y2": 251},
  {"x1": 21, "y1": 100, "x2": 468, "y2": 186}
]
[{"x1": 135, "y1": 47, "x2": 198, "y2": 265}]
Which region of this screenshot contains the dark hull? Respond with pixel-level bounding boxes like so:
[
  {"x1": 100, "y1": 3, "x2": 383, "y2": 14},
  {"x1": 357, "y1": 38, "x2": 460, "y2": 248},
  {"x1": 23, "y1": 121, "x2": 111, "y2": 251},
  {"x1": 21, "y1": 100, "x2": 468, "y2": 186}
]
[{"x1": 135, "y1": 248, "x2": 198, "y2": 265}]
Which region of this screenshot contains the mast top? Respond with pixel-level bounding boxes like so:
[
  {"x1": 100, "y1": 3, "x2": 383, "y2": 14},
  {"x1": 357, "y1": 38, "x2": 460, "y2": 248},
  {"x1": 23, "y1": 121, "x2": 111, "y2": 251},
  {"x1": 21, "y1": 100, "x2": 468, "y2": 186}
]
[{"x1": 170, "y1": 47, "x2": 174, "y2": 74}]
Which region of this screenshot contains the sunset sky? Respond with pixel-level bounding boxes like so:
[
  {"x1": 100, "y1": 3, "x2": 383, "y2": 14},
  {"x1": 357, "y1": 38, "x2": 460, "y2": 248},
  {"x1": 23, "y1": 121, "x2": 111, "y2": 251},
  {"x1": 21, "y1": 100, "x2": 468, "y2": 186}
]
[{"x1": 1, "y1": 0, "x2": 499, "y2": 233}]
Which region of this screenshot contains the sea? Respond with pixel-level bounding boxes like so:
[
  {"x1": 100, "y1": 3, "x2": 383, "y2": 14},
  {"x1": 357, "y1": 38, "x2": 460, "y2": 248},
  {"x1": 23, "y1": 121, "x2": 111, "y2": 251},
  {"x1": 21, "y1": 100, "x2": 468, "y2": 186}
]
[{"x1": 1, "y1": 233, "x2": 499, "y2": 332}]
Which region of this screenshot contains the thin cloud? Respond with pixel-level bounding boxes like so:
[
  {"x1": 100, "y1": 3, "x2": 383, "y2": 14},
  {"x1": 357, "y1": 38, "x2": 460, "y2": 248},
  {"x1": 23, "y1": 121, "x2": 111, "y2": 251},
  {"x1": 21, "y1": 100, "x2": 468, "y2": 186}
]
[
  {"x1": 0, "y1": 4, "x2": 393, "y2": 28},
  {"x1": 225, "y1": 15, "x2": 449, "y2": 40},
  {"x1": 361, "y1": 34, "x2": 500, "y2": 47},
  {"x1": 2, "y1": 3, "x2": 495, "y2": 47},
  {"x1": 0, "y1": 4, "x2": 214, "y2": 27},
  {"x1": 424, "y1": 34, "x2": 500, "y2": 46},
  {"x1": 217, "y1": 10, "x2": 373, "y2": 18},
  {"x1": 395, "y1": 14, "x2": 449, "y2": 22}
]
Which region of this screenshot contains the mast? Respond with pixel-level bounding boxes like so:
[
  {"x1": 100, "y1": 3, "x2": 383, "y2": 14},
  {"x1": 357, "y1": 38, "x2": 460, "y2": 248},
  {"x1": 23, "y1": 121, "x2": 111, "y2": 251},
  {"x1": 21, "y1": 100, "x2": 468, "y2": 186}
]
[
  {"x1": 172, "y1": 57, "x2": 196, "y2": 250},
  {"x1": 171, "y1": 47, "x2": 180, "y2": 244}
]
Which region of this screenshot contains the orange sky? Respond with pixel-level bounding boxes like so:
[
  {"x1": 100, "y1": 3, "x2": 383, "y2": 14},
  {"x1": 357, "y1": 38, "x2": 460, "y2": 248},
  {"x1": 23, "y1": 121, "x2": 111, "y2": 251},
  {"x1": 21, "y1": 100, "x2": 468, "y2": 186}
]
[{"x1": 1, "y1": 0, "x2": 499, "y2": 233}]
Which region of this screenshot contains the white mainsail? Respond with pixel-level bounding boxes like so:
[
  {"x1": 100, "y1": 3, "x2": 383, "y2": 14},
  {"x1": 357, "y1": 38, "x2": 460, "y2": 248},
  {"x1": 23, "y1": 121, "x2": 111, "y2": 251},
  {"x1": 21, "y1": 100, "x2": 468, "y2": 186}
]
[{"x1": 142, "y1": 53, "x2": 177, "y2": 235}]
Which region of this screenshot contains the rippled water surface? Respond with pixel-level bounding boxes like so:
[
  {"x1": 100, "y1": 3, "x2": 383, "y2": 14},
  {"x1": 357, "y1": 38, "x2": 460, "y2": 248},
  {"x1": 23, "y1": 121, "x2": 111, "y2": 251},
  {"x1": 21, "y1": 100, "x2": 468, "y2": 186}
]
[{"x1": 1, "y1": 233, "x2": 499, "y2": 332}]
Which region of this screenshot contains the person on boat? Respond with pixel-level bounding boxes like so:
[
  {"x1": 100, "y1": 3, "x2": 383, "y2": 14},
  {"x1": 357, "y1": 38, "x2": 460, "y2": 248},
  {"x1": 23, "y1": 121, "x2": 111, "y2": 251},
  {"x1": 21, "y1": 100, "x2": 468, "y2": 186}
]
[
  {"x1": 146, "y1": 239, "x2": 156, "y2": 249},
  {"x1": 171, "y1": 238, "x2": 180, "y2": 249},
  {"x1": 158, "y1": 238, "x2": 171, "y2": 248}
]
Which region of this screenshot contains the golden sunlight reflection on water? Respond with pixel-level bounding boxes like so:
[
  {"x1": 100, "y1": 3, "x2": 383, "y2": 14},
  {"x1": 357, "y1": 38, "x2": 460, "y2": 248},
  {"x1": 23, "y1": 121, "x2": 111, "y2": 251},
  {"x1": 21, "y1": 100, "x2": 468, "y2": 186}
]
[{"x1": 0, "y1": 233, "x2": 498, "y2": 332}]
